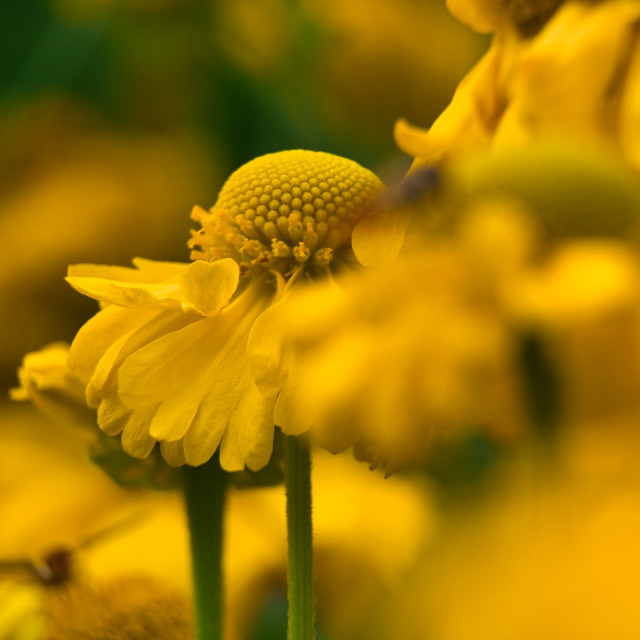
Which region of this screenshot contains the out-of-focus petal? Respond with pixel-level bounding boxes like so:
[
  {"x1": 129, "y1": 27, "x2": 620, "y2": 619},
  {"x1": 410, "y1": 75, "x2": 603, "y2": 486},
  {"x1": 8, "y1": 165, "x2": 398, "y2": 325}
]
[{"x1": 395, "y1": 42, "x2": 505, "y2": 167}]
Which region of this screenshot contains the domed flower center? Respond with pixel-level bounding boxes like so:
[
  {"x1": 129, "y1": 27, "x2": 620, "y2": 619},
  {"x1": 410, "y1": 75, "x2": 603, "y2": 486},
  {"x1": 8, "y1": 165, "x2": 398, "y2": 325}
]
[{"x1": 189, "y1": 150, "x2": 385, "y2": 276}]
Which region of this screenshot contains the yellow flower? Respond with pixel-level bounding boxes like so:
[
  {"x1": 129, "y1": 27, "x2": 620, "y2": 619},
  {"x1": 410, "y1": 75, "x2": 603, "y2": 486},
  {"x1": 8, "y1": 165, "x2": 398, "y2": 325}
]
[
  {"x1": 66, "y1": 150, "x2": 384, "y2": 471},
  {"x1": 369, "y1": 441, "x2": 640, "y2": 640},
  {"x1": 10, "y1": 343, "x2": 95, "y2": 429},
  {"x1": 249, "y1": 236, "x2": 524, "y2": 472},
  {"x1": 396, "y1": 0, "x2": 640, "y2": 170},
  {"x1": 10, "y1": 343, "x2": 181, "y2": 489},
  {"x1": 503, "y1": 241, "x2": 640, "y2": 426}
]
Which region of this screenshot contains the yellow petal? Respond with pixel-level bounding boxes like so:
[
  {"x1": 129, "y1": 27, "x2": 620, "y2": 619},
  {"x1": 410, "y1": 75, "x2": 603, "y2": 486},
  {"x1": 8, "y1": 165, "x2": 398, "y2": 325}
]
[
  {"x1": 160, "y1": 440, "x2": 187, "y2": 467},
  {"x1": 69, "y1": 305, "x2": 157, "y2": 385},
  {"x1": 68, "y1": 259, "x2": 188, "y2": 283},
  {"x1": 119, "y1": 406, "x2": 158, "y2": 458},
  {"x1": 274, "y1": 361, "x2": 312, "y2": 437},
  {"x1": 247, "y1": 302, "x2": 287, "y2": 397},
  {"x1": 220, "y1": 383, "x2": 275, "y2": 471},
  {"x1": 117, "y1": 318, "x2": 216, "y2": 407},
  {"x1": 393, "y1": 118, "x2": 436, "y2": 160},
  {"x1": 147, "y1": 389, "x2": 202, "y2": 442},
  {"x1": 66, "y1": 276, "x2": 183, "y2": 309},
  {"x1": 181, "y1": 330, "x2": 259, "y2": 467},
  {"x1": 87, "y1": 332, "x2": 133, "y2": 406},
  {"x1": 178, "y1": 259, "x2": 240, "y2": 316},
  {"x1": 181, "y1": 393, "x2": 230, "y2": 468},
  {"x1": 131, "y1": 258, "x2": 194, "y2": 280},
  {"x1": 395, "y1": 42, "x2": 503, "y2": 166},
  {"x1": 352, "y1": 209, "x2": 409, "y2": 268},
  {"x1": 97, "y1": 397, "x2": 132, "y2": 436},
  {"x1": 496, "y1": 1, "x2": 640, "y2": 145}
]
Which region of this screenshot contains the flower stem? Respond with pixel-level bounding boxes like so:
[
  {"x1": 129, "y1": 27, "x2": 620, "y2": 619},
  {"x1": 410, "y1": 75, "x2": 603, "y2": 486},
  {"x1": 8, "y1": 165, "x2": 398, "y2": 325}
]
[
  {"x1": 183, "y1": 454, "x2": 225, "y2": 640},
  {"x1": 284, "y1": 434, "x2": 315, "y2": 640}
]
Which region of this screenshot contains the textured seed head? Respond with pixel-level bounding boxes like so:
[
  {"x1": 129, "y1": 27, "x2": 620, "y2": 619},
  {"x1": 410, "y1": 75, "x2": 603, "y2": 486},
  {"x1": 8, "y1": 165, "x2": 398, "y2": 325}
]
[{"x1": 189, "y1": 150, "x2": 385, "y2": 277}]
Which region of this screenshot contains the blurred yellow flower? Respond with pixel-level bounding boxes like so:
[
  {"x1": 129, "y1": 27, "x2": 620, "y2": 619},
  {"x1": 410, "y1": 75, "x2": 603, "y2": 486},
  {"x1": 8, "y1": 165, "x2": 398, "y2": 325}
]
[
  {"x1": 249, "y1": 228, "x2": 526, "y2": 472},
  {"x1": 368, "y1": 440, "x2": 640, "y2": 640},
  {"x1": 10, "y1": 342, "x2": 94, "y2": 429},
  {"x1": 396, "y1": 0, "x2": 640, "y2": 170},
  {"x1": 505, "y1": 241, "x2": 640, "y2": 426},
  {"x1": 66, "y1": 150, "x2": 384, "y2": 471},
  {"x1": 10, "y1": 343, "x2": 181, "y2": 489}
]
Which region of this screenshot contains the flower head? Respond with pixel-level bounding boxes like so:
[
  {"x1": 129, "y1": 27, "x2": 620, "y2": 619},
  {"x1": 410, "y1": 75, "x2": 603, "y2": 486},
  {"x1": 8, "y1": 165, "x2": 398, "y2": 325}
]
[
  {"x1": 65, "y1": 150, "x2": 384, "y2": 471},
  {"x1": 189, "y1": 150, "x2": 384, "y2": 278}
]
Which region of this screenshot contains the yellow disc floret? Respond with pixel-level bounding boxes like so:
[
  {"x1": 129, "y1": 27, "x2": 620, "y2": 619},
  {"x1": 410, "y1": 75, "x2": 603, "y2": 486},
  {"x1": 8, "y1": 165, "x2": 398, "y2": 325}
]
[{"x1": 189, "y1": 150, "x2": 385, "y2": 277}]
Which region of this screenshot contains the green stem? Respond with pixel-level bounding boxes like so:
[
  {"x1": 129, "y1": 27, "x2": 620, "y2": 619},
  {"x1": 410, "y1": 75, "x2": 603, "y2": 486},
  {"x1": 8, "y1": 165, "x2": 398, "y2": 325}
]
[
  {"x1": 183, "y1": 454, "x2": 225, "y2": 640},
  {"x1": 284, "y1": 434, "x2": 315, "y2": 640}
]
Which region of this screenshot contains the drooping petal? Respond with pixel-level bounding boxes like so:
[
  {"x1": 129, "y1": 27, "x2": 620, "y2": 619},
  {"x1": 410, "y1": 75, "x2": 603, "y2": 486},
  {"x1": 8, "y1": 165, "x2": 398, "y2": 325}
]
[
  {"x1": 117, "y1": 317, "x2": 221, "y2": 408},
  {"x1": 247, "y1": 302, "x2": 288, "y2": 398},
  {"x1": 394, "y1": 41, "x2": 505, "y2": 167},
  {"x1": 71, "y1": 305, "x2": 199, "y2": 408},
  {"x1": 69, "y1": 305, "x2": 158, "y2": 385},
  {"x1": 180, "y1": 306, "x2": 273, "y2": 468},
  {"x1": 87, "y1": 332, "x2": 134, "y2": 407},
  {"x1": 147, "y1": 388, "x2": 202, "y2": 442},
  {"x1": 119, "y1": 405, "x2": 159, "y2": 458},
  {"x1": 160, "y1": 440, "x2": 187, "y2": 468},
  {"x1": 220, "y1": 381, "x2": 275, "y2": 472},
  {"x1": 273, "y1": 354, "x2": 313, "y2": 437},
  {"x1": 121, "y1": 412, "x2": 157, "y2": 459},
  {"x1": 97, "y1": 396, "x2": 132, "y2": 437},
  {"x1": 181, "y1": 389, "x2": 231, "y2": 468},
  {"x1": 495, "y1": 1, "x2": 640, "y2": 146}
]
